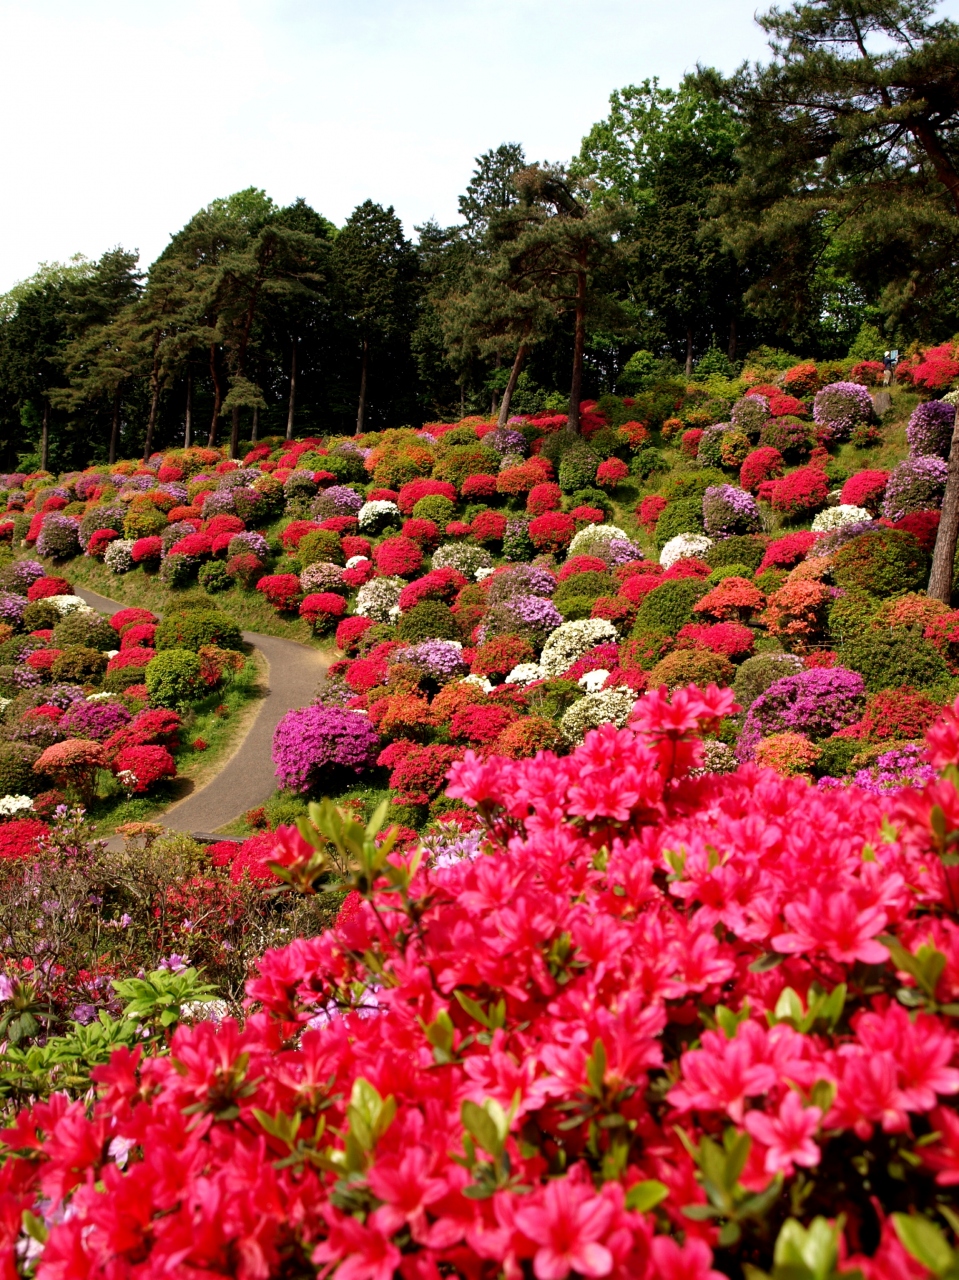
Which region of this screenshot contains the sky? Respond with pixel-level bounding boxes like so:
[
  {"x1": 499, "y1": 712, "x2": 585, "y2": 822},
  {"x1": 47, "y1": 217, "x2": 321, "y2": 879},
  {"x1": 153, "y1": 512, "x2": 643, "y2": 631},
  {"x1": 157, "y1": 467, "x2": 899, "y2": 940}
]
[{"x1": 0, "y1": 0, "x2": 941, "y2": 293}]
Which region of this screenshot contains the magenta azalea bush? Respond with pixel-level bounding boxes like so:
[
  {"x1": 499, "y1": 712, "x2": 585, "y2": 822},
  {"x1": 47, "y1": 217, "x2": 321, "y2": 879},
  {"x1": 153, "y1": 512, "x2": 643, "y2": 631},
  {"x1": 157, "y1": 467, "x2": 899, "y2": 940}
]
[{"x1": 272, "y1": 703, "x2": 381, "y2": 792}]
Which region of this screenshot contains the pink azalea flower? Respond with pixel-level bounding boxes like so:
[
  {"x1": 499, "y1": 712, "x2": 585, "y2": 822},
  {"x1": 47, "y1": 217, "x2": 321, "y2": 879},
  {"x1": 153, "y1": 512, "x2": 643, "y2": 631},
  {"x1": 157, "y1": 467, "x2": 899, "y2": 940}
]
[{"x1": 744, "y1": 1091, "x2": 822, "y2": 1175}]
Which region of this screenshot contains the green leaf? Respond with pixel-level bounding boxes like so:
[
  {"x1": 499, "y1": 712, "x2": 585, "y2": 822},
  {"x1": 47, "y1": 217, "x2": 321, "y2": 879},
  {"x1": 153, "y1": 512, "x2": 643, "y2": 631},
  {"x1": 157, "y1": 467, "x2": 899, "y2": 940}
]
[
  {"x1": 625, "y1": 1180, "x2": 668, "y2": 1212},
  {"x1": 454, "y1": 990, "x2": 490, "y2": 1028},
  {"x1": 585, "y1": 1038, "x2": 607, "y2": 1097},
  {"x1": 461, "y1": 1099, "x2": 502, "y2": 1157},
  {"x1": 749, "y1": 952, "x2": 785, "y2": 973},
  {"x1": 892, "y1": 1215, "x2": 957, "y2": 1276}
]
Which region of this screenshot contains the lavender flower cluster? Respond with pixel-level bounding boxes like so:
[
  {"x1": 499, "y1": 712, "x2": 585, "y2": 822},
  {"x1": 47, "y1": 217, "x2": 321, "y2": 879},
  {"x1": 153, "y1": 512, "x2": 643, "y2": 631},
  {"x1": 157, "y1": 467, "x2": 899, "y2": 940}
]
[
  {"x1": 393, "y1": 640, "x2": 468, "y2": 684},
  {"x1": 882, "y1": 455, "x2": 948, "y2": 521},
  {"x1": 485, "y1": 563, "x2": 557, "y2": 605},
  {"x1": 6, "y1": 561, "x2": 44, "y2": 591},
  {"x1": 201, "y1": 490, "x2": 238, "y2": 518},
  {"x1": 602, "y1": 538, "x2": 645, "y2": 567},
  {"x1": 730, "y1": 395, "x2": 769, "y2": 435},
  {"x1": 738, "y1": 667, "x2": 866, "y2": 760},
  {"x1": 812, "y1": 381, "x2": 873, "y2": 440},
  {"x1": 227, "y1": 531, "x2": 269, "y2": 560},
  {"x1": 59, "y1": 698, "x2": 132, "y2": 741},
  {"x1": 702, "y1": 484, "x2": 761, "y2": 537},
  {"x1": 299, "y1": 561, "x2": 344, "y2": 593},
  {"x1": 313, "y1": 485, "x2": 363, "y2": 519},
  {"x1": 487, "y1": 428, "x2": 526, "y2": 456},
  {"x1": 809, "y1": 519, "x2": 880, "y2": 557},
  {"x1": 36, "y1": 514, "x2": 80, "y2": 560},
  {"x1": 906, "y1": 399, "x2": 956, "y2": 459},
  {"x1": 272, "y1": 705, "x2": 380, "y2": 793}
]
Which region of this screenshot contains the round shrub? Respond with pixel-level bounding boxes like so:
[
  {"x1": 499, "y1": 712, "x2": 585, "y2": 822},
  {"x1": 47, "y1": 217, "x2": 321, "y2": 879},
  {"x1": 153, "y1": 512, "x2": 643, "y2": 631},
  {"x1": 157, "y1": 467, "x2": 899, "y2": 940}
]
[
  {"x1": 0, "y1": 742, "x2": 41, "y2": 796},
  {"x1": 906, "y1": 399, "x2": 955, "y2": 458},
  {"x1": 740, "y1": 447, "x2": 784, "y2": 493},
  {"x1": 412, "y1": 494, "x2": 456, "y2": 526},
  {"x1": 155, "y1": 609, "x2": 243, "y2": 653},
  {"x1": 503, "y1": 518, "x2": 535, "y2": 562},
  {"x1": 738, "y1": 666, "x2": 866, "y2": 759},
  {"x1": 272, "y1": 705, "x2": 380, "y2": 794},
  {"x1": 297, "y1": 528, "x2": 345, "y2": 567},
  {"x1": 51, "y1": 613, "x2": 117, "y2": 653},
  {"x1": 696, "y1": 423, "x2": 733, "y2": 469},
  {"x1": 882, "y1": 456, "x2": 948, "y2": 520},
  {"x1": 765, "y1": 466, "x2": 829, "y2": 516},
  {"x1": 123, "y1": 505, "x2": 167, "y2": 539},
  {"x1": 395, "y1": 600, "x2": 460, "y2": 643},
  {"x1": 839, "y1": 626, "x2": 949, "y2": 693},
  {"x1": 702, "y1": 485, "x2": 760, "y2": 538},
  {"x1": 554, "y1": 571, "x2": 613, "y2": 607},
  {"x1": 705, "y1": 535, "x2": 765, "y2": 572},
  {"x1": 557, "y1": 443, "x2": 599, "y2": 493},
  {"x1": 731, "y1": 395, "x2": 770, "y2": 436},
  {"x1": 831, "y1": 529, "x2": 927, "y2": 598},
  {"x1": 199, "y1": 561, "x2": 232, "y2": 593},
  {"x1": 635, "y1": 578, "x2": 706, "y2": 633},
  {"x1": 652, "y1": 501, "x2": 703, "y2": 553},
  {"x1": 732, "y1": 652, "x2": 803, "y2": 709},
  {"x1": 759, "y1": 416, "x2": 813, "y2": 456},
  {"x1": 373, "y1": 536, "x2": 423, "y2": 578},
  {"x1": 60, "y1": 698, "x2": 131, "y2": 742},
  {"x1": 719, "y1": 431, "x2": 751, "y2": 468},
  {"x1": 840, "y1": 470, "x2": 888, "y2": 513},
  {"x1": 145, "y1": 650, "x2": 203, "y2": 709},
  {"x1": 50, "y1": 645, "x2": 107, "y2": 684},
  {"x1": 813, "y1": 381, "x2": 873, "y2": 439},
  {"x1": 22, "y1": 600, "x2": 61, "y2": 632},
  {"x1": 36, "y1": 515, "x2": 81, "y2": 560},
  {"x1": 647, "y1": 648, "x2": 734, "y2": 690}
]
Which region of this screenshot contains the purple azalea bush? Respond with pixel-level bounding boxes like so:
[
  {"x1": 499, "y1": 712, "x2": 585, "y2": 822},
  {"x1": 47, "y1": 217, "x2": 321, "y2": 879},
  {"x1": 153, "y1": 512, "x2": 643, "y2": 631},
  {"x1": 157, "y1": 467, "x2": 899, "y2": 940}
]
[
  {"x1": 702, "y1": 485, "x2": 761, "y2": 537},
  {"x1": 485, "y1": 564, "x2": 557, "y2": 605},
  {"x1": 730, "y1": 395, "x2": 769, "y2": 434},
  {"x1": 59, "y1": 699, "x2": 132, "y2": 741},
  {"x1": 272, "y1": 704, "x2": 380, "y2": 793},
  {"x1": 487, "y1": 428, "x2": 527, "y2": 456},
  {"x1": 738, "y1": 666, "x2": 866, "y2": 760},
  {"x1": 882, "y1": 455, "x2": 949, "y2": 520},
  {"x1": 393, "y1": 640, "x2": 468, "y2": 684},
  {"x1": 312, "y1": 486, "x2": 363, "y2": 519},
  {"x1": 227, "y1": 531, "x2": 269, "y2": 560},
  {"x1": 813, "y1": 381, "x2": 873, "y2": 440},
  {"x1": 906, "y1": 399, "x2": 956, "y2": 459},
  {"x1": 36, "y1": 514, "x2": 80, "y2": 560}
]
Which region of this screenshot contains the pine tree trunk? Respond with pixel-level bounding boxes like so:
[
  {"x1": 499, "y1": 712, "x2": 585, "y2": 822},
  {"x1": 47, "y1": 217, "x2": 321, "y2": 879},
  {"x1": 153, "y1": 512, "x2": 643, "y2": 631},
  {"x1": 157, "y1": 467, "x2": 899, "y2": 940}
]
[
  {"x1": 356, "y1": 336, "x2": 369, "y2": 435},
  {"x1": 567, "y1": 266, "x2": 587, "y2": 435},
  {"x1": 230, "y1": 405, "x2": 240, "y2": 460},
  {"x1": 928, "y1": 406, "x2": 959, "y2": 603},
  {"x1": 109, "y1": 388, "x2": 121, "y2": 465},
  {"x1": 143, "y1": 382, "x2": 160, "y2": 462},
  {"x1": 685, "y1": 327, "x2": 694, "y2": 377},
  {"x1": 251, "y1": 406, "x2": 259, "y2": 444},
  {"x1": 286, "y1": 338, "x2": 297, "y2": 440},
  {"x1": 460, "y1": 384, "x2": 465, "y2": 418},
  {"x1": 184, "y1": 371, "x2": 192, "y2": 449},
  {"x1": 40, "y1": 401, "x2": 49, "y2": 472},
  {"x1": 497, "y1": 344, "x2": 528, "y2": 428},
  {"x1": 208, "y1": 345, "x2": 222, "y2": 447},
  {"x1": 728, "y1": 317, "x2": 737, "y2": 363}
]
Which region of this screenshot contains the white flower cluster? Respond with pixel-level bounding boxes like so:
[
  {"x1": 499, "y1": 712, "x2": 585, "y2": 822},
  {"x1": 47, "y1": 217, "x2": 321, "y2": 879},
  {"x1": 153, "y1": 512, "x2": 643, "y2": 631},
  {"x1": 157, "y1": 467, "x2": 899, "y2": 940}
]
[
  {"x1": 46, "y1": 595, "x2": 95, "y2": 616},
  {"x1": 357, "y1": 500, "x2": 400, "y2": 532},
  {"x1": 568, "y1": 523, "x2": 629, "y2": 558},
  {"x1": 659, "y1": 533, "x2": 713, "y2": 570},
  {"x1": 0, "y1": 794, "x2": 33, "y2": 817},
  {"x1": 560, "y1": 687, "x2": 637, "y2": 744},
  {"x1": 354, "y1": 576, "x2": 404, "y2": 622},
  {"x1": 462, "y1": 673, "x2": 494, "y2": 693},
  {"x1": 104, "y1": 538, "x2": 135, "y2": 573},
  {"x1": 346, "y1": 555, "x2": 369, "y2": 569},
  {"x1": 539, "y1": 618, "x2": 618, "y2": 678},
  {"x1": 431, "y1": 543, "x2": 494, "y2": 577},
  {"x1": 810, "y1": 504, "x2": 872, "y2": 532},
  {"x1": 578, "y1": 669, "x2": 609, "y2": 693},
  {"x1": 505, "y1": 662, "x2": 543, "y2": 685},
  {"x1": 475, "y1": 567, "x2": 496, "y2": 581}
]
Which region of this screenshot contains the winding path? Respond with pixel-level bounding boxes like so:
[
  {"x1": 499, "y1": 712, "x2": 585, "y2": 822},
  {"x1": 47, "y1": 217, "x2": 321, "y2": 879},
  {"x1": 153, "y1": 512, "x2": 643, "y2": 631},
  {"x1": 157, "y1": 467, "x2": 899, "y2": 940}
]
[{"x1": 77, "y1": 587, "x2": 331, "y2": 834}]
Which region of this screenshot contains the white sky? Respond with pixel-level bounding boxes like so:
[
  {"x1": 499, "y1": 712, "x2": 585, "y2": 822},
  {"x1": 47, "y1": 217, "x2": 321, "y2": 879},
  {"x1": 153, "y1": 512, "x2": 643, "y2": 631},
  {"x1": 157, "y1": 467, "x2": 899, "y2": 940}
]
[{"x1": 0, "y1": 0, "x2": 952, "y2": 292}]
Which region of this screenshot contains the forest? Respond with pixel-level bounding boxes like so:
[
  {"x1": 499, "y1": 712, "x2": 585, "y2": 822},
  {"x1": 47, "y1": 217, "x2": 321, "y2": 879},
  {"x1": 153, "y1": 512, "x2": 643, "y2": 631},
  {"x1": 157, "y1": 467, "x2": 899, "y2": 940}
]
[{"x1": 1, "y1": 0, "x2": 958, "y2": 471}]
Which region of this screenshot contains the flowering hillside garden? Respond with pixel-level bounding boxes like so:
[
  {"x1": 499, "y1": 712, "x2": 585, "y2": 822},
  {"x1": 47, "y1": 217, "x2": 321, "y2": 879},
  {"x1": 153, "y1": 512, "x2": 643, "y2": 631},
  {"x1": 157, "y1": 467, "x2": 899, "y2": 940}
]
[{"x1": 3, "y1": 344, "x2": 959, "y2": 1273}]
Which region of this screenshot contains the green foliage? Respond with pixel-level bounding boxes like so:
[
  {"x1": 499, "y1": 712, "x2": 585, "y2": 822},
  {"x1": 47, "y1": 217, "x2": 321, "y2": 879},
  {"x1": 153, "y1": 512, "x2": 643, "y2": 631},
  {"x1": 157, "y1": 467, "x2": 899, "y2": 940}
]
[
  {"x1": 831, "y1": 530, "x2": 928, "y2": 599},
  {"x1": 145, "y1": 648, "x2": 203, "y2": 708},
  {"x1": 553, "y1": 571, "x2": 613, "y2": 604},
  {"x1": 21, "y1": 600, "x2": 61, "y2": 631},
  {"x1": 51, "y1": 644, "x2": 107, "y2": 683},
  {"x1": 154, "y1": 609, "x2": 243, "y2": 653},
  {"x1": 631, "y1": 447, "x2": 666, "y2": 478},
  {"x1": 51, "y1": 611, "x2": 116, "y2": 652},
  {"x1": 567, "y1": 487, "x2": 613, "y2": 516},
  {"x1": 635, "y1": 578, "x2": 706, "y2": 632},
  {"x1": 0, "y1": 742, "x2": 41, "y2": 796},
  {"x1": 123, "y1": 506, "x2": 167, "y2": 539},
  {"x1": 412, "y1": 494, "x2": 455, "y2": 525},
  {"x1": 113, "y1": 968, "x2": 216, "y2": 1031},
  {"x1": 299, "y1": 528, "x2": 344, "y2": 567},
  {"x1": 706, "y1": 534, "x2": 765, "y2": 571},
  {"x1": 654, "y1": 497, "x2": 705, "y2": 548},
  {"x1": 395, "y1": 600, "x2": 460, "y2": 642},
  {"x1": 732, "y1": 653, "x2": 802, "y2": 709},
  {"x1": 814, "y1": 735, "x2": 862, "y2": 779},
  {"x1": 840, "y1": 626, "x2": 950, "y2": 693},
  {"x1": 661, "y1": 467, "x2": 726, "y2": 500},
  {"x1": 199, "y1": 561, "x2": 232, "y2": 593},
  {"x1": 432, "y1": 444, "x2": 499, "y2": 488},
  {"x1": 558, "y1": 443, "x2": 599, "y2": 493}
]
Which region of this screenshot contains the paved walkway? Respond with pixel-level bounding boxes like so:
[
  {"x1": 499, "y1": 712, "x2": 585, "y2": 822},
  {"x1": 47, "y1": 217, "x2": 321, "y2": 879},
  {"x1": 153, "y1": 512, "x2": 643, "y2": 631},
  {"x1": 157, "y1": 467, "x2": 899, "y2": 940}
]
[{"x1": 77, "y1": 588, "x2": 330, "y2": 834}]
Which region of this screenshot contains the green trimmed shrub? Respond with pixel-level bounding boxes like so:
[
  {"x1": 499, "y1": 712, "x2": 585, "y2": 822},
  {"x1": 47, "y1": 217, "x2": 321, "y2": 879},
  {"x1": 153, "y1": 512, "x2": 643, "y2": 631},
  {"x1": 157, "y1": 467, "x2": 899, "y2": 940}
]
[
  {"x1": 635, "y1": 579, "x2": 706, "y2": 633},
  {"x1": 154, "y1": 609, "x2": 243, "y2": 653},
  {"x1": 199, "y1": 561, "x2": 232, "y2": 593},
  {"x1": 558, "y1": 444, "x2": 599, "y2": 493},
  {"x1": 654, "y1": 498, "x2": 705, "y2": 549},
  {"x1": 814, "y1": 736, "x2": 862, "y2": 779},
  {"x1": 527, "y1": 677, "x2": 582, "y2": 722},
  {"x1": 395, "y1": 601, "x2": 460, "y2": 643},
  {"x1": 146, "y1": 649, "x2": 203, "y2": 708},
  {"x1": 553, "y1": 572, "x2": 614, "y2": 605},
  {"x1": 631, "y1": 448, "x2": 665, "y2": 478},
  {"x1": 831, "y1": 530, "x2": 927, "y2": 599},
  {"x1": 123, "y1": 506, "x2": 167, "y2": 539},
  {"x1": 706, "y1": 535, "x2": 766, "y2": 572},
  {"x1": 840, "y1": 627, "x2": 950, "y2": 692},
  {"x1": 732, "y1": 653, "x2": 803, "y2": 710},
  {"x1": 103, "y1": 666, "x2": 149, "y2": 693},
  {"x1": 555, "y1": 596, "x2": 596, "y2": 622},
  {"x1": 51, "y1": 613, "x2": 116, "y2": 652},
  {"x1": 0, "y1": 742, "x2": 41, "y2": 796},
  {"x1": 21, "y1": 601, "x2": 61, "y2": 632},
  {"x1": 159, "y1": 555, "x2": 195, "y2": 588},
  {"x1": 706, "y1": 563, "x2": 754, "y2": 584},
  {"x1": 412, "y1": 495, "x2": 455, "y2": 525},
  {"x1": 648, "y1": 648, "x2": 734, "y2": 690},
  {"x1": 323, "y1": 451, "x2": 366, "y2": 484},
  {"x1": 567, "y1": 488, "x2": 613, "y2": 517},
  {"x1": 297, "y1": 529, "x2": 344, "y2": 567},
  {"x1": 661, "y1": 468, "x2": 726, "y2": 501},
  {"x1": 432, "y1": 444, "x2": 499, "y2": 488},
  {"x1": 50, "y1": 645, "x2": 107, "y2": 683},
  {"x1": 503, "y1": 520, "x2": 534, "y2": 561}
]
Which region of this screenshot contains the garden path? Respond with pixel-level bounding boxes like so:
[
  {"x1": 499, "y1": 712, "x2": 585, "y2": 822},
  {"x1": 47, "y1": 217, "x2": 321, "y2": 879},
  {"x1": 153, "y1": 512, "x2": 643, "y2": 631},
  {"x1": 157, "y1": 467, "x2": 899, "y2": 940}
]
[{"x1": 76, "y1": 587, "x2": 330, "y2": 834}]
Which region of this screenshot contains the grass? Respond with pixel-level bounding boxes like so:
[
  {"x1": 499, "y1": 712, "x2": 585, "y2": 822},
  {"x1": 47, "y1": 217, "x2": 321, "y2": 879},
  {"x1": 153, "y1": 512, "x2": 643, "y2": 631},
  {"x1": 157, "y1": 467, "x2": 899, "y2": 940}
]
[
  {"x1": 62, "y1": 556, "x2": 337, "y2": 652},
  {"x1": 83, "y1": 648, "x2": 267, "y2": 837}
]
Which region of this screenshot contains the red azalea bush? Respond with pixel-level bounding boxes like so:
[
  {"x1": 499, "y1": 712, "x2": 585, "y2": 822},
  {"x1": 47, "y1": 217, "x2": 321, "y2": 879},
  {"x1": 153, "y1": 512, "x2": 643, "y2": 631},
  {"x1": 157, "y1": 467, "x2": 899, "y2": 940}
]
[
  {"x1": 526, "y1": 482, "x2": 563, "y2": 516},
  {"x1": 676, "y1": 621, "x2": 755, "y2": 659},
  {"x1": 26, "y1": 576, "x2": 72, "y2": 601},
  {"x1": 636, "y1": 493, "x2": 668, "y2": 534},
  {"x1": 596, "y1": 457, "x2": 629, "y2": 488},
  {"x1": 460, "y1": 474, "x2": 499, "y2": 500},
  {"x1": 86, "y1": 528, "x2": 118, "y2": 557},
  {"x1": 881, "y1": 509, "x2": 941, "y2": 552},
  {"x1": 131, "y1": 536, "x2": 163, "y2": 564},
  {"x1": 0, "y1": 817, "x2": 49, "y2": 860},
  {"x1": 449, "y1": 700, "x2": 518, "y2": 742},
  {"x1": 740, "y1": 447, "x2": 784, "y2": 493},
  {"x1": 25, "y1": 649, "x2": 62, "y2": 673},
  {"x1": 15, "y1": 686, "x2": 959, "y2": 1277},
  {"x1": 227, "y1": 553, "x2": 266, "y2": 588},
  {"x1": 471, "y1": 634, "x2": 536, "y2": 678},
  {"x1": 763, "y1": 465, "x2": 830, "y2": 516},
  {"x1": 398, "y1": 568, "x2": 467, "y2": 612},
  {"x1": 768, "y1": 392, "x2": 806, "y2": 417},
  {"x1": 256, "y1": 574, "x2": 303, "y2": 611},
  {"x1": 839, "y1": 687, "x2": 943, "y2": 742},
  {"x1": 618, "y1": 418, "x2": 650, "y2": 449},
  {"x1": 120, "y1": 623, "x2": 157, "y2": 650},
  {"x1": 373, "y1": 536, "x2": 423, "y2": 577},
  {"x1": 762, "y1": 579, "x2": 833, "y2": 650},
  {"x1": 335, "y1": 615, "x2": 373, "y2": 653},
  {"x1": 570, "y1": 504, "x2": 606, "y2": 524},
  {"x1": 528, "y1": 511, "x2": 576, "y2": 552},
  {"x1": 106, "y1": 647, "x2": 155, "y2": 672},
  {"x1": 841, "y1": 469, "x2": 889, "y2": 513},
  {"x1": 167, "y1": 532, "x2": 214, "y2": 559},
  {"x1": 204, "y1": 514, "x2": 246, "y2": 538},
  {"x1": 341, "y1": 535, "x2": 372, "y2": 561},
  {"x1": 497, "y1": 460, "x2": 551, "y2": 495},
  {"x1": 279, "y1": 520, "x2": 321, "y2": 550},
  {"x1": 470, "y1": 510, "x2": 508, "y2": 544},
  {"x1": 299, "y1": 592, "x2": 347, "y2": 630},
  {"x1": 558, "y1": 555, "x2": 609, "y2": 581},
  {"x1": 897, "y1": 341, "x2": 959, "y2": 391},
  {"x1": 782, "y1": 360, "x2": 820, "y2": 396},
  {"x1": 680, "y1": 428, "x2": 704, "y2": 458},
  {"x1": 378, "y1": 740, "x2": 461, "y2": 804},
  {"x1": 112, "y1": 744, "x2": 177, "y2": 792},
  {"x1": 693, "y1": 577, "x2": 765, "y2": 622},
  {"x1": 397, "y1": 479, "x2": 456, "y2": 514},
  {"x1": 401, "y1": 518, "x2": 439, "y2": 549},
  {"x1": 756, "y1": 531, "x2": 819, "y2": 575}
]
